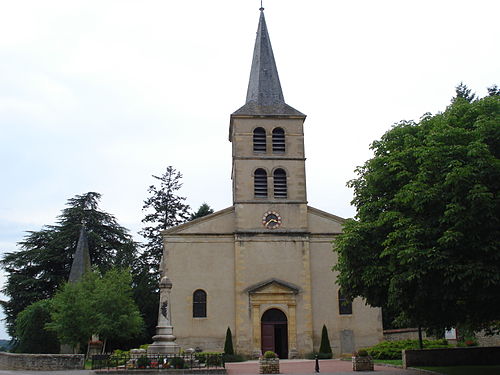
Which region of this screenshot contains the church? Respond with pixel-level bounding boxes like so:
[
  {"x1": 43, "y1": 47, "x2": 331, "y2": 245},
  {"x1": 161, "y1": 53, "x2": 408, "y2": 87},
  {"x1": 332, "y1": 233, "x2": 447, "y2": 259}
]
[{"x1": 154, "y1": 8, "x2": 383, "y2": 358}]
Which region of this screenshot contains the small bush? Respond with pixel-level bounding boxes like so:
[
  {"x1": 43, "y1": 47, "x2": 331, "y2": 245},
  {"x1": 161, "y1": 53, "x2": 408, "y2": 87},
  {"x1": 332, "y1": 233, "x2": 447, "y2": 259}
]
[
  {"x1": 263, "y1": 351, "x2": 277, "y2": 359},
  {"x1": 170, "y1": 356, "x2": 185, "y2": 369},
  {"x1": 355, "y1": 349, "x2": 368, "y2": 357},
  {"x1": 195, "y1": 352, "x2": 223, "y2": 367}
]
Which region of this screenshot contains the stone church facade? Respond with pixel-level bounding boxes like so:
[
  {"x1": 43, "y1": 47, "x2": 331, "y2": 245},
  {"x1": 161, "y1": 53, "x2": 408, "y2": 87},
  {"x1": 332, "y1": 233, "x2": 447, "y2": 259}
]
[{"x1": 157, "y1": 9, "x2": 383, "y2": 358}]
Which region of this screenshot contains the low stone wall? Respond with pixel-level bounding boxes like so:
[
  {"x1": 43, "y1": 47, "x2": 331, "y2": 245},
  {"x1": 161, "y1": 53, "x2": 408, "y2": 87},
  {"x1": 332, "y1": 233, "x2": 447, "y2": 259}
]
[
  {"x1": 403, "y1": 346, "x2": 500, "y2": 368},
  {"x1": 383, "y1": 328, "x2": 431, "y2": 341},
  {"x1": 0, "y1": 352, "x2": 84, "y2": 370}
]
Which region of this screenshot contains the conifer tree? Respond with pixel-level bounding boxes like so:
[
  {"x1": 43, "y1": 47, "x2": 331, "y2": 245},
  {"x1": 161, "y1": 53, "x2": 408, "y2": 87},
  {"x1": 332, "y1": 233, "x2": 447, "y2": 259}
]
[
  {"x1": 224, "y1": 327, "x2": 234, "y2": 355},
  {"x1": 139, "y1": 166, "x2": 190, "y2": 266},
  {"x1": 1, "y1": 192, "x2": 138, "y2": 336},
  {"x1": 319, "y1": 324, "x2": 332, "y2": 356},
  {"x1": 189, "y1": 203, "x2": 214, "y2": 221}
]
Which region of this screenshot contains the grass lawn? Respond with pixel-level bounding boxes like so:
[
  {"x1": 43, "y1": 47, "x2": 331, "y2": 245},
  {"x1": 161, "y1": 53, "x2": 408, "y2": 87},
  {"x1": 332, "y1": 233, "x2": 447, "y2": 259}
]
[{"x1": 417, "y1": 365, "x2": 500, "y2": 375}]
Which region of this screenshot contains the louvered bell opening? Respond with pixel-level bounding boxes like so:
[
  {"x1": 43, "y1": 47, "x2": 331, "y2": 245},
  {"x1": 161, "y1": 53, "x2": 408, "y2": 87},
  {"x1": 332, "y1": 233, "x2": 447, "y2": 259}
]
[
  {"x1": 272, "y1": 128, "x2": 285, "y2": 153},
  {"x1": 254, "y1": 169, "x2": 268, "y2": 198},
  {"x1": 253, "y1": 128, "x2": 267, "y2": 152},
  {"x1": 274, "y1": 169, "x2": 287, "y2": 198}
]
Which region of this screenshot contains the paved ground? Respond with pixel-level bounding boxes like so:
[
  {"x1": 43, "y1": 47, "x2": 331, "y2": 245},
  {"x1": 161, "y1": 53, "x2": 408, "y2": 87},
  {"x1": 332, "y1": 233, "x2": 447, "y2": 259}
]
[
  {"x1": 0, "y1": 372, "x2": 94, "y2": 375},
  {"x1": 0, "y1": 360, "x2": 428, "y2": 375},
  {"x1": 225, "y1": 359, "x2": 427, "y2": 375}
]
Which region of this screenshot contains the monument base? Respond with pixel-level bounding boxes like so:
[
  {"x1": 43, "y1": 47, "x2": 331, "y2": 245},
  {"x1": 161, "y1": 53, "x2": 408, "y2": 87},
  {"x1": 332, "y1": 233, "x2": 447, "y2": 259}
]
[{"x1": 147, "y1": 325, "x2": 180, "y2": 355}]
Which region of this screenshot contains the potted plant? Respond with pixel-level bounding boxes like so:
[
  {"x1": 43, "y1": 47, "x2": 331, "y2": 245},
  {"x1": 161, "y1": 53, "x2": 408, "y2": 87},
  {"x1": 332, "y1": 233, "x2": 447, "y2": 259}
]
[
  {"x1": 259, "y1": 351, "x2": 279, "y2": 374},
  {"x1": 352, "y1": 349, "x2": 373, "y2": 371}
]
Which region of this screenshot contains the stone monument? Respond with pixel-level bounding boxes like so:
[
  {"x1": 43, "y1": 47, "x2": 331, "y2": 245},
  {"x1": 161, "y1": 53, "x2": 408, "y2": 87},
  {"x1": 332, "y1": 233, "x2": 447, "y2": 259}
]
[{"x1": 148, "y1": 263, "x2": 180, "y2": 354}]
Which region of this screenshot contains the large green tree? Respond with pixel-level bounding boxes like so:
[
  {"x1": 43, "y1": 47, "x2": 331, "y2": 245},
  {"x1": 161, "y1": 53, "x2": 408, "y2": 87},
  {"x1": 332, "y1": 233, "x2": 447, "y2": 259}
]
[
  {"x1": 48, "y1": 268, "x2": 143, "y2": 352},
  {"x1": 334, "y1": 86, "x2": 500, "y2": 333},
  {"x1": 14, "y1": 299, "x2": 59, "y2": 353},
  {"x1": 1, "y1": 192, "x2": 138, "y2": 336},
  {"x1": 140, "y1": 166, "x2": 190, "y2": 266}
]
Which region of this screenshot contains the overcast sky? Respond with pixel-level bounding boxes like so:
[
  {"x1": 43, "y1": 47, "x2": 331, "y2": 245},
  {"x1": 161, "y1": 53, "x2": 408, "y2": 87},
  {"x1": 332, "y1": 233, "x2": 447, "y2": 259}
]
[{"x1": 0, "y1": 0, "x2": 498, "y2": 340}]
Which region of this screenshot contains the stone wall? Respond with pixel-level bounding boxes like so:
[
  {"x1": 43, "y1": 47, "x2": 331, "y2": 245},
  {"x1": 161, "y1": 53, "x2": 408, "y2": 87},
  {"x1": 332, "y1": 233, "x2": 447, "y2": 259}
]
[
  {"x1": 0, "y1": 352, "x2": 84, "y2": 370},
  {"x1": 476, "y1": 331, "x2": 500, "y2": 347},
  {"x1": 383, "y1": 328, "x2": 431, "y2": 341},
  {"x1": 403, "y1": 347, "x2": 500, "y2": 368}
]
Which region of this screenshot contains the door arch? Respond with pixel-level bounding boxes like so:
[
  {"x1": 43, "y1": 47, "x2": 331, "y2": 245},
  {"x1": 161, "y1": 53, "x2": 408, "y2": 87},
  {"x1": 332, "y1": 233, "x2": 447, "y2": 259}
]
[{"x1": 261, "y1": 308, "x2": 288, "y2": 358}]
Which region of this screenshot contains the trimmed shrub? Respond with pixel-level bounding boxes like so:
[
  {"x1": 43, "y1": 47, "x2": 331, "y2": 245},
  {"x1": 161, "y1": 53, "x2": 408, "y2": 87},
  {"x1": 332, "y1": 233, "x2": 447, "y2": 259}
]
[
  {"x1": 224, "y1": 327, "x2": 235, "y2": 355},
  {"x1": 318, "y1": 324, "x2": 333, "y2": 358}
]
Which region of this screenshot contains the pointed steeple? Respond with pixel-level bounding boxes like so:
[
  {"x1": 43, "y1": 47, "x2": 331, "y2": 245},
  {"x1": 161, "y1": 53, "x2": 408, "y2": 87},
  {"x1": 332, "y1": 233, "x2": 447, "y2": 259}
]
[
  {"x1": 68, "y1": 225, "x2": 91, "y2": 283},
  {"x1": 233, "y1": 8, "x2": 304, "y2": 117}
]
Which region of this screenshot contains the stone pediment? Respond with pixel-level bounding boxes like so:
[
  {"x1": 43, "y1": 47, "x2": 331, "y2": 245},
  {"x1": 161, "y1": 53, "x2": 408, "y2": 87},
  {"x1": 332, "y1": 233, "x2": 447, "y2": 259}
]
[
  {"x1": 162, "y1": 206, "x2": 235, "y2": 235},
  {"x1": 244, "y1": 278, "x2": 300, "y2": 295}
]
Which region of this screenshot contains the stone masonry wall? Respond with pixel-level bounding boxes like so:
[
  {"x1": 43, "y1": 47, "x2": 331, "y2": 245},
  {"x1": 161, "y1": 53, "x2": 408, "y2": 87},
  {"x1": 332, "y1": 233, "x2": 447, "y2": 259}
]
[{"x1": 0, "y1": 352, "x2": 84, "y2": 370}]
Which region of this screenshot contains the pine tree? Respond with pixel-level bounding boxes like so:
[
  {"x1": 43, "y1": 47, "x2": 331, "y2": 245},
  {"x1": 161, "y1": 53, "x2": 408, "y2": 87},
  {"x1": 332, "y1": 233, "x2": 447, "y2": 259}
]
[
  {"x1": 319, "y1": 324, "x2": 332, "y2": 356},
  {"x1": 189, "y1": 203, "x2": 214, "y2": 221},
  {"x1": 139, "y1": 166, "x2": 190, "y2": 266},
  {"x1": 224, "y1": 327, "x2": 234, "y2": 355},
  {"x1": 1, "y1": 192, "x2": 138, "y2": 336}
]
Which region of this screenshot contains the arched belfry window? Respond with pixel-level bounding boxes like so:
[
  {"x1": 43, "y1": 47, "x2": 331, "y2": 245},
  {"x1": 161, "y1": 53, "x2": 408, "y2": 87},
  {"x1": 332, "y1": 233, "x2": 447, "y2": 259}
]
[
  {"x1": 273, "y1": 168, "x2": 287, "y2": 198},
  {"x1": 193, "y1": 289, "x2": 207, "y2": 318},
  {"x1": 272, "y1": 128, "x2": 285, "y2": 153},
  {"x1": 254, "y1": 168, "x2": 268, "y2": 198},
  {"x1": 338, "y1": 290, "x2": 352, "y2": 315},
  {"x1": 253, "y1": 127, "x2": 266, "y2": 152}
]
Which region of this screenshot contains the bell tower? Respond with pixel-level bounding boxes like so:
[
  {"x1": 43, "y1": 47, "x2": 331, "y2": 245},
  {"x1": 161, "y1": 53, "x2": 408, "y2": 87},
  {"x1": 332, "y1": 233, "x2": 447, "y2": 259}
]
[{"x1": 229, "y1": 8, "x2": 308, "y2": 232}]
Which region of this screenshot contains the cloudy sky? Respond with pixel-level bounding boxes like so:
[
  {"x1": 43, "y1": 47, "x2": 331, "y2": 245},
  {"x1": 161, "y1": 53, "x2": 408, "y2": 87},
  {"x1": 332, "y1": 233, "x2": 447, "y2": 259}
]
[{"x1": 0, "y1": 0, "x2": 498, "y2": 339}]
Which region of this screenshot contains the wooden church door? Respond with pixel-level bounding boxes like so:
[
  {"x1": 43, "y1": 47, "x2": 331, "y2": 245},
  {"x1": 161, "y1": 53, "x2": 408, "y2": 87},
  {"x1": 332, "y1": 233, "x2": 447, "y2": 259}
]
[{"x1": 261, "y1": 308, "x2": 288, "y2": 358}]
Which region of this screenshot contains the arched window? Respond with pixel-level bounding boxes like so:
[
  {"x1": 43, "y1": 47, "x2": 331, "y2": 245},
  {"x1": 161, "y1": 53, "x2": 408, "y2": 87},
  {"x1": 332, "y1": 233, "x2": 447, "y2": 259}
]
[
  {"x1": 272, "y1": 128, "x2": 285, "y2": 153},
  {"x1": 253, "y1": 127, "x2": 267, "y2": 152},
  {"x1": 273, "y1": 168, "x2": 287, "y2": 198},
  {"x1": 338, "y1": 290, "x2": 352, "y2": 315},
  {"x1": 254, "y1": 168, "x2": 268, "y2": 198},
  {"x1": 193, "y1": 289, "x2": 207, "y2": 318}
]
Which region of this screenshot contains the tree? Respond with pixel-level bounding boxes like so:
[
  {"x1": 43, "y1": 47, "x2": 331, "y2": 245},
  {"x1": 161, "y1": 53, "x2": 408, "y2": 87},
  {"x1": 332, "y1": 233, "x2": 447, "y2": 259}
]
[
  {"x1": 1, "y1": 192, "x2": 138, "y2": 336},
  {"x1": 224, "y1": 327, "x2": 234, "y2": 355},
  {"x1": 334, "y1": 86, "x2": 500, "y2": 335},
  {"x1": 189, "y1": 203, "x2": 214, "y2": 221},
  {"x1": 140, "y1": 166, "x2": 190, "y2": 266},
  {"x1": 319, "y1": 324, "x2": 332, "y2": 357},
  {"x1": 453, "y1": 82, "x2": 476, "y2": 102},
  {"x1": 14, "y1": 299, "x2": 59, "y2": 353},
  {"x1": 48, "y1": 268, "x2": 143, "y2": 352}
]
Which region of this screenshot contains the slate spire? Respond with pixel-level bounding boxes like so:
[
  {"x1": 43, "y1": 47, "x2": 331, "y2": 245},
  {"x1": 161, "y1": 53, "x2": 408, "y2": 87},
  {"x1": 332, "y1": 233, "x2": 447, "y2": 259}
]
[
  {"x1": 232, "y1": 8, "x2": 304, "y2": 116},
  {"x1": 68, "y1": 225, "x2": 91, "y2": 283}
]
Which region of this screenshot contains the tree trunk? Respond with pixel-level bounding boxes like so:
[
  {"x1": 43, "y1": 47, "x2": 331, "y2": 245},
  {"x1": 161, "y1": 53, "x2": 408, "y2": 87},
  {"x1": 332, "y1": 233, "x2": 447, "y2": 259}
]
[{"x1": 418, "y1": 326, "x2": 423, "y2": 349}]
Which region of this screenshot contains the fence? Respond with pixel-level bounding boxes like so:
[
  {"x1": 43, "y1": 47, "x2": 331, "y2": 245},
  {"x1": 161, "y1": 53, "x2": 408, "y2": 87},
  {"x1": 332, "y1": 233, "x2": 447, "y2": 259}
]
[{"x1": 92, "y1": 352, "x2": 225, "y2": 371}]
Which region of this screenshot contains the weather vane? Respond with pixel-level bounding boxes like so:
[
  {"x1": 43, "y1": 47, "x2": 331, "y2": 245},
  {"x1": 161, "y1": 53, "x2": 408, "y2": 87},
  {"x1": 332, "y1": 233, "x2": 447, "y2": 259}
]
[{"x1": 260, "y1": 0, "x2": 264, "y2": 11}]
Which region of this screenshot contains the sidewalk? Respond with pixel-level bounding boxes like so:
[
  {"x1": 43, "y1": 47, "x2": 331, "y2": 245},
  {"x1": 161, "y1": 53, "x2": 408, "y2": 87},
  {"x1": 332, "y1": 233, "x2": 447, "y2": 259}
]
[{"x1": 226, "y1": 359, "x2": 425, "y2": 375}]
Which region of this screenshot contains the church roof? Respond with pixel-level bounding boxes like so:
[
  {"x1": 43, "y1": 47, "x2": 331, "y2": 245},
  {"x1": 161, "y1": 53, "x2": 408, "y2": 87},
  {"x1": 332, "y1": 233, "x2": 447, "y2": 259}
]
[
  {"x1": 232, "y1": 8, "x2": 305, "y2": 117},
  {"x1": 68, "y1": 225, "x2": 91, "y2": 283}
]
